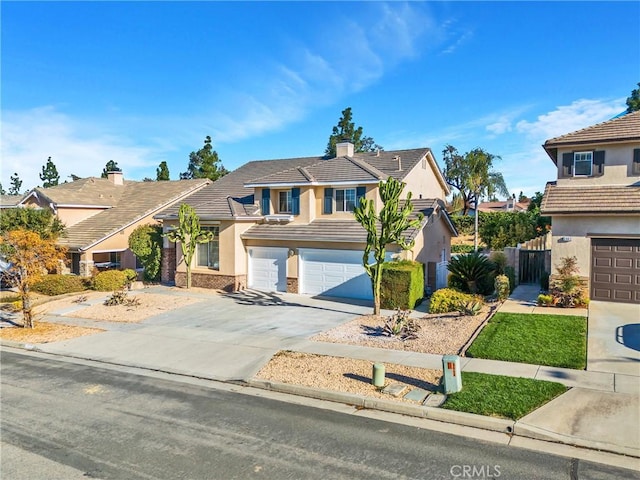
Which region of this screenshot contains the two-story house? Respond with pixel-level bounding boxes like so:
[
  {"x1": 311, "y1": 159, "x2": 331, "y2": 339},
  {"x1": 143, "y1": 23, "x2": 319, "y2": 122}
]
[
  {"x1": 541, "y1": 110, "x2": 640, "y2": 304},
  {"x1": 156, "y1": 142, "x2": 457, "y2": 300},
  {"x1": 19, "y1": 172, "x2": 210, "y2": 276}
]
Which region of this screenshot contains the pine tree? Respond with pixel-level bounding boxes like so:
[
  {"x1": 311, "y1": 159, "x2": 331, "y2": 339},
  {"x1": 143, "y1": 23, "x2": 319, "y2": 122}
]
[
  {"x1": 180, "y1": 136, "x2": 227, "y2": 181},
  {"x1": 9, "y1": 173, "x2": 22, "y2": 195},
  {"x1": 101, "y1": 160, "x2": 122, "y2": 178},
  {"x1": 39, "y1": 157, "x2": 60, "y2": 188},
  {"x1": 626, "y1": 82, "x2": 640, "y2": 113},
  {"x1": 156, "y1": 161, "x2": 170, "y2": 181},
  {"x1": 325, "y1": 107, "x2": 381, "y2": 157}
]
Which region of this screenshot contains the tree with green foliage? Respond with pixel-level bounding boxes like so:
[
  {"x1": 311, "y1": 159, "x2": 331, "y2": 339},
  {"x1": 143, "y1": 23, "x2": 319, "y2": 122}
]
[
  {"x1": 8, "y1": 173, "x2": 22, "y2": 195},
  {"x1": 325, "y1": 107, "x2": 381, "y2": 157},
  {"x1": 0, "y1": 207, "x2": 65, "y2": 239},
  {"x1": 0, "y1": 183, "x2": 5, "y2": 195},
  {"x1": 180, "y1": 136, "x2": 227, "y2": 181},
  {"x1": 101, "y1": 160, "x2": 122, "y2": 178},
  {"x1": 39, "y1": 157, "x2": 60, "y2": 188},
  {"x1": 156, "y1": 161, "x2": 170, "y2": 181},
  {"x1": 354, "y1": 177, "x2": 423, "y2": 315},
  {"x1": 164, "y1": 204, "x2": 214, "y2": 288},
  {"x1": 128, "y1": 224, "x2": 163, "y2": 281},
  {"x1": 442, "y1": 145, "x2": 509, "y2": 251},
  {"x1": 626, "y1": 82, "x2": 640, "y2": 113}
]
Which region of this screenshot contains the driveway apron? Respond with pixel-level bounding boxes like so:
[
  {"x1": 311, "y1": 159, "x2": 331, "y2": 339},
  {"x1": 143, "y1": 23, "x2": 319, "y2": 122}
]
[
  {"x1": 38, "y1": 289, "x2": 372, "y2": 381},
  {"x1": 587, "y1": 301, "x2": 640, "y2": 376}
]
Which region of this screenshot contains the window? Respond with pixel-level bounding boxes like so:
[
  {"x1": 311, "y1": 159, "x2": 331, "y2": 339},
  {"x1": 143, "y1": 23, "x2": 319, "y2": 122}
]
[
  {"x1": 279, "y1": 190, "x2": 292, "y2": 213},
  {"x1": 197, "y1": 226, "x2": 219, "y2": 270},
  {"x1": 574, "y1": 152, "x2": 592, "y2": 176},
  {"x1": 335, "y1": 188, "x2": 356, "y2": 212}
]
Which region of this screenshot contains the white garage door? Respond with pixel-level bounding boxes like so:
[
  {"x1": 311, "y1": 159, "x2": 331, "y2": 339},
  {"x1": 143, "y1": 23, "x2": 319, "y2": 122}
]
[
  {"x1": 248, "y1": 247, "x2": 287, "y2": 292},
  {"x1": 299, "y1": 249, "x2": 372, "y2": 300}
]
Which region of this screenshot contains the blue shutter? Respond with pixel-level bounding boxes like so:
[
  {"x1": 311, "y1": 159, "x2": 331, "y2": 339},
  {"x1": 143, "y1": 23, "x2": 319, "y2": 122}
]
[
  {"x1": 323, "y1": 188, "x2": 333, "y2": 214},
  {"x1": 261, "y1": 188, "x2": 270, "y2": 215},
  {"x1": 562, "y1": 153, "x2": 573, "y2": 177},
  {"x1": 356, "y1": 186, "x2": 366, "y2": 207},
  {"x1": 291, "y1": 188, "x2": 300, "y2": 215},
  {"x1": 593, "y1": 150, "x2": 605, "y2": 176}
]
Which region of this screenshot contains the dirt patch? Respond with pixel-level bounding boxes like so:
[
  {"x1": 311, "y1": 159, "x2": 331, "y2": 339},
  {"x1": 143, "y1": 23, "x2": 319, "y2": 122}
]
[
  {"x1": 34, "y1": 290, "x2": 204, "y2": 323},
  {"x1": 256, "y1": 351, "x2": 442, "y2": 403},
  {"x1": 0, "y1": 322, "x2": 103, "y2": 343},
  {"x1": 311, "y1": 306, "x2": 495, "y2": 355}
]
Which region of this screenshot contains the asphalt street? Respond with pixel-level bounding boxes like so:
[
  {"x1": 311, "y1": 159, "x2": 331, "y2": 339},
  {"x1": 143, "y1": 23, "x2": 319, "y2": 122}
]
[{"x1": 1, "y1": 350, "x2": 638, "y2": 480}]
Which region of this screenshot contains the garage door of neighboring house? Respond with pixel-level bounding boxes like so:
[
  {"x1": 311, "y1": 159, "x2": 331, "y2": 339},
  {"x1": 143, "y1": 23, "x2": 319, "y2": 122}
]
[
  {"x1": 299, "y1": 248, "x2": 373, "y2": 300},
  {"x1": 591, "y1": 238, "x2": 640, "y2": 304},
  {"x1": 248, "y1": 247, "x2": 288, "y2": 293}
]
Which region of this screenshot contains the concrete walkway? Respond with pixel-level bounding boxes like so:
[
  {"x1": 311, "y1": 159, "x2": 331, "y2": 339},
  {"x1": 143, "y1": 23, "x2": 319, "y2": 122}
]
[{"x1": 3, "y1": 284, "x2": 639, "y2": 459}]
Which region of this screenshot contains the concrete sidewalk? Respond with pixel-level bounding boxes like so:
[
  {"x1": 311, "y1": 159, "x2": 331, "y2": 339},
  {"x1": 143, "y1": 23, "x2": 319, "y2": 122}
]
[{"x1": 3, "y1": 285, "x2": 639, "y2": 460}]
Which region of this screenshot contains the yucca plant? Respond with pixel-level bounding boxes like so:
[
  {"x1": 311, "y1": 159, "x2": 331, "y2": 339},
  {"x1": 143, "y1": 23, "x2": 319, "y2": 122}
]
[{"x1": 447, "y1": 252, "x2": 495, "y2": 294}]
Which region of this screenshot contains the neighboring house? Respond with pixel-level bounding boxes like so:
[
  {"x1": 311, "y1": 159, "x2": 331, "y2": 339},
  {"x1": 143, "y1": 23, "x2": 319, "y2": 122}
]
[
  {"x1": 0, "y1": 195, "x2": 24, "y2": 209},
  {"x1": 541, "y1": 110, "x2": 640, "y2": 304},
  {"x1": 156, "y1": 142, "x2": 457, "y2": 300},
  {"x1": 19, "y1": 172, "x2": 210, "y2": 276},
  {"x1": 475, "y1": 198, "x2": 530, "y2": 214}
]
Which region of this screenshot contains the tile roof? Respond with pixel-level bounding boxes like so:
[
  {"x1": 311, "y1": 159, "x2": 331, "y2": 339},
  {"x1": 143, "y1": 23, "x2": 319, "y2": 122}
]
[
  {"x1": 241, "y1": 198, "x2": 456, "y2": 243},
  {"x1": 50, "y1": 178, "x2": 209, "y2": 250},
  {"x1": 0, "y1": 195, "x2": 24, "y2": 208},
  {"x1": 541, "y1": 182, "x2": 640, "y2": 214},
  {"x1": 544, "y1": 110, "x2": 640, "y2": 148},
  {"x1": 157, "y1": 147, "x2": 448, "y2": 220}
]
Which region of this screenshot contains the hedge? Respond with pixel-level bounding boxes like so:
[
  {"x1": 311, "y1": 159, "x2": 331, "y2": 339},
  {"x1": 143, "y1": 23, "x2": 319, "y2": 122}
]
[{"x1": 380, "y1": 260, "x2": 424, "y2": 310}]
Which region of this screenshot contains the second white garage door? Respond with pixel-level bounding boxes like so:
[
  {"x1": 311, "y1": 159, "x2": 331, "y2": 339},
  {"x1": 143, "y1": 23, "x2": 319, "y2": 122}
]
[
  {"x1": 248, "y1": 247, "x2": 288, "y2": 292},
  {"x1": 299, "y1": 248, "x2": 372, "y2": 300}
]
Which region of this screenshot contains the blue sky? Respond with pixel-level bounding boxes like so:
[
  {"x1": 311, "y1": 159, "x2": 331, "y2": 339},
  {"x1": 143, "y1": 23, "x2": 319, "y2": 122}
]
[{"x1": 2, "y1": 1, "x2": 638, "y2": 198}]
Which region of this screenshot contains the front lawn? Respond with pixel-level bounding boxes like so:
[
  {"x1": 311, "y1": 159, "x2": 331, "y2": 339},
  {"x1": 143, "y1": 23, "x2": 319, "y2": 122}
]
[
  {"x1": 442, "y1": 372, "x2": 567, "y2": 420},
  {"x1": 466, "y1": 312, "x2": 587, "y2": 369}
]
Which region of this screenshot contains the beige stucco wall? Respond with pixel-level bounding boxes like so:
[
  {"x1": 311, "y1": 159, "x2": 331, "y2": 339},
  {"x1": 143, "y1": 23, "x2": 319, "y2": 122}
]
[
  {"x1": 550, "y1": 214, "x2": 640, "y2": 276},
  {"x1": 20, "y1": 196, "x2": 106, "y2": 228},
  {"x1": 555, "y1": 142, "x2": 640, "y2": 186},
  {"x1": 401, "y1": 153, "x2": 448, "y2": 201}
]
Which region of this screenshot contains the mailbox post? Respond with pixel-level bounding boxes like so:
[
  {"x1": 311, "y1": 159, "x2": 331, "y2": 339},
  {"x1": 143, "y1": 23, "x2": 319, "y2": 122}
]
[{"x1": 442, "y1": 355, "x2": 462, "y2": 393}]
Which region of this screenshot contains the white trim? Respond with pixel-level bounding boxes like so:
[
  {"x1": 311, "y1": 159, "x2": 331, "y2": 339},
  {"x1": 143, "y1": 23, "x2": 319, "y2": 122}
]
[
  {"x1": 573, "y1": 151, "x2": 593, "y2": 177},
  {"x1": 90, "y1": 248, "x2": 127, "y2": 254}
]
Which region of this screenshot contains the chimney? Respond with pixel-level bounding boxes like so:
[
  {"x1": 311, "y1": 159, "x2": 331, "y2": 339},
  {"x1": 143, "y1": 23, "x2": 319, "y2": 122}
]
[
  {"x1": 335, "y1": 141, "x2": 354, "y2": 157},
  {"x1": 107, "y1": 171, "x2": 124, "y2": 186},
  {"x1": 394, "y1": 155, "x2": 402, "y2": 171}
]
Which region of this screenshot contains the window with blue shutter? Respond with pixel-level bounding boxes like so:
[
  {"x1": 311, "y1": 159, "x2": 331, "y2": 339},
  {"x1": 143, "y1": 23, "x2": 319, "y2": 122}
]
[
  {"x1": 593, "y1": 151, "x2": 605, "y2": 176},
  {"x1": 633, "y1": 149, "x2": 640, "y2": 175},
  {"x1": 261, "y1": 188, "x2": 270, "y2": 215},
  {"x1": 291, "y1": 188, "x2": 300, "y2": 215},
  {"x1": 323, "y1": 188, "x2": 333, "y2": 214},
  {"x1": 356, "y1": 186, "x2": 366, "y2": 207}
]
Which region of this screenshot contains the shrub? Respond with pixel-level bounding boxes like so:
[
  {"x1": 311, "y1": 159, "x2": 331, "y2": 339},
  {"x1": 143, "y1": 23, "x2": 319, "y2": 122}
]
[
  {"x1": 380, "y1": 261, "x2": 424, "y2": 310},
  {"x1": 450, "y1": 215, "x2": 475, "y2": 236},
  {"x1": 128, "y1": 224, "x2": 162, "y2": 281},
  {"x1": 104, "y1": 289, "x2": 141, "y2": 307},
  {"x1": 32, "y1": 274, "x2": 86, "y2": 296},
  {"x1": 537, "y1": 294, "x2": 554, "y2": 306},
  {"x1": 495, "y1": 274, "x2": 510, "y2": 301},
  {"x1": 123, "y1": 269, "x2": 138, "y2": 284},
  {"x1": 383, "y1": 309, "x2": 421, "y2": 340},
  {"x1": 447, "y1": 252, "x2": 495, "y2": 294},
  {"x1": 478, "y1": 211, "x2": 538, "y2": 250},
  {"x1": 489, "y1": 251, "x2": 508, "y2": 275},
  {"x1": 549, "y1": 256, "x2": 588, "y2": 308},
  {"x1": 429, "y1": 288, "x2": 482, "y2": 314},
  {"x1": 447, "y1": 272, "x2": 467, "y2": 291},
  {"x1": 458, "y1": 300, "x2": 483, "y2": 316},
  {"x1": 504, "y1": 266, "x2": 516, "y2": 294},
  {"x1": 451, "y1": 244, "x2": 474, "y2": 254},
  {"x1": 93, "y1": 270, "x2": 129, "y2": 291}
]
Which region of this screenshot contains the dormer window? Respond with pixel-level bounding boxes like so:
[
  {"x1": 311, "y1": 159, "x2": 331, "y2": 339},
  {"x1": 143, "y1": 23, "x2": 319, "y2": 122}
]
[
  {"x1": 574, "y1": 152, "x2": 592, "y2": 176},
  {"x1": 335, "y1": 188, "x2": 356, "y2": 212},
  {"x1": 279, "y1": 190, "x2": 292, "y2": 213}
]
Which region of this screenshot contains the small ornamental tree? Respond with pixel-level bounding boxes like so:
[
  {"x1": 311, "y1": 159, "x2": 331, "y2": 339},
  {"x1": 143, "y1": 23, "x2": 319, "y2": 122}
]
[
  {"x1": 0, "y1": 229, "x2": 67, "y2": 328},
  {"x1": 354, "y1": 177, "x2": 423, "y2": 315},
  {"x1": 164, "y1": 204, "x2": 213, "y2": 288},
  {"x1": 39, "y1": 156, "x2": 60, "y2": 188},
  {"x1": 128, "y1": 224, "x2": 163, "y2": 281}
]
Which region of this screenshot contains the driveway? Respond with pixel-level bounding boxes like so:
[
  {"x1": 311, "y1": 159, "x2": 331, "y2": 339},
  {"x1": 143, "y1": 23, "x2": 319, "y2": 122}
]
[
  {"x1": 587, "y1": 301, "x2": 640, "y2": 376},
  {"x1": 38, "y1": 288, "x2": 373, "y2": 381}
]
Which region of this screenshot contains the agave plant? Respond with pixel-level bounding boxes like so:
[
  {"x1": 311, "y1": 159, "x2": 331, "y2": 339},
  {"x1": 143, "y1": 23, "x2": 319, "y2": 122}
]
[{"x1": 447, "y1": 252, "x2": 495, "y2": 294}]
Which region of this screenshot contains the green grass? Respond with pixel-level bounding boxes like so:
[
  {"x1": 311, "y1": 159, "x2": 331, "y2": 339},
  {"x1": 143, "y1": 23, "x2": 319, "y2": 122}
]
[
  {"x1": 466, "y1": 312, "x2": 587, "y2": 369},
  {"x1": 442, "y1": 372, "x2": 567, "y2": 420}
]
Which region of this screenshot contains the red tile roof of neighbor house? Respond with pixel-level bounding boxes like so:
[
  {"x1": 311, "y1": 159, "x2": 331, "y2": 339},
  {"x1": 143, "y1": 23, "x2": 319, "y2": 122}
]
[
  {"x1": 544, "y1": 110, "x2": 640, "y2": 163},
  {"x1": 541, "y1": 182, "x2": 640, "y2": 214}
]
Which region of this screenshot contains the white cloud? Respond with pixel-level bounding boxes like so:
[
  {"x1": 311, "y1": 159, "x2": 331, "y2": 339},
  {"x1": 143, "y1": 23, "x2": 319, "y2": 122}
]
[
  {"x1": 1, "y1": 106, "x2": 162, "y2": 190},
  {"x1": 486, "y1": 117, "x2": 513, "y2": 135},
  {"x1": 516, "y1": 98, "x2": 625, "y2": 141}
]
